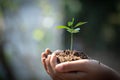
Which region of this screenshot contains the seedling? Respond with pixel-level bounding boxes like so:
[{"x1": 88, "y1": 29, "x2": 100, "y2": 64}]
[{"x1": 57, "y1": 18, "x2": 87, "y2": 50}]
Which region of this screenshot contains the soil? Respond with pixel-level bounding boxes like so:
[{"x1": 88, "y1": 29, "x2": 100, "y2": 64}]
[{"x1": 54, "y1": 50, "x2": 89, "y2": 63}]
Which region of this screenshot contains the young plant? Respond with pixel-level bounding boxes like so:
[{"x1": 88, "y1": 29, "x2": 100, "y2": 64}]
[{"x1": 57, "y1": 18, "x2": 87, "y2": 50}]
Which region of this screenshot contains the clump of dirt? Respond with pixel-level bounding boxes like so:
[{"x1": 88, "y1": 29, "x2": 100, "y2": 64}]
[{"x1": 54, "y1": 50, "x2": 89, "y2": 63}]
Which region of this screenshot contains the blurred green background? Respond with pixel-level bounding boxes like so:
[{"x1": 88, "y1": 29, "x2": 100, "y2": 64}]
[{"x1": 0, "y1": 0, "x2": 120, "y2": 80}]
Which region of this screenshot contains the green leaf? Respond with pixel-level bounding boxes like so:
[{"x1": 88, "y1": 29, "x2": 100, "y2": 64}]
[
  {"x1": 67, "y1": 18, "x2": 75, "y2": 27},
  {"x1": 67, "y1": 28, "x2": 80, "y2": 33},
  {"x1": 56, "y1": 26, "x2": 71, "y2": 30},
  {"x1": 74, "y1": 22, "x2": 87, "y2": 27},
  {"x1": 68, "y1": 22, "x2": 72, "y2": 27},
  {"x1": 72, "y1": 18, "x2": 74, "y2": 23},
  {"x1": 72, "y1": 28, "x2": 80, "y2": 33},
  {"x1": 75, "y1": 28, "x2": 80, "y2": 31},
  {"x1": 67, "y1": 29, "x2": 74, "y2": 33}
]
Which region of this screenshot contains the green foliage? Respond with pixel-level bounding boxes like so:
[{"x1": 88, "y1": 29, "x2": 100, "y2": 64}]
[
  {"x1": 57, "y1": 18, "x2": 87, "y2": 34},
  {"x1": 56, "y1": 18, "x2": 87, "y2": 50},
  {"x1": 67, "y1": 18, "x2": 74, "y2": 27},
  {"x1": 57, "y1": 26, "x2": 71, "y2": 30},
  {"x1": 0, "y1": 0, "x2": 19, "y2": 11},
  {"x1": 75, "y1": 22, "x2": 87, "y2": 27}
]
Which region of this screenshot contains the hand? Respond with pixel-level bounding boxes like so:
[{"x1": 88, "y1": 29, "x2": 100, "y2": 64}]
[
  {"x1": 55, "y1": 59, "x2": 120, "y2": 80},
  {"x1": 41, "y1": 49, "x2": 87, "y2": 80},
  {"x1": 41, "y1": 48, "x2": 120, "y2": 80}
]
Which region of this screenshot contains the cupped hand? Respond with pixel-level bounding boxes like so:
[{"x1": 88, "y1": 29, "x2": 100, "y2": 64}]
[
  {"x1": 41, "y1": 49, "x2": 87, "y2": 80},
  {"x1": 41, "y1": 48, "x2": 120, "y2": 80}
]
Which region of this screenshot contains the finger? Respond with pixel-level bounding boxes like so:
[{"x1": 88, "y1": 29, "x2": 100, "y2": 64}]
[
  {"x1": 41, "y1": 52, "x2": 47, "y2": 71},
  {"x1": 42, "y1": 58, "x2": 47, "y2": 71},
  {"x1": 41, "y1": 52, "x2": 47, "y2": 59},
  {"x1": 50, "y1": 52, "x2": 58, "y2": 72},
  {"x1": 45, "y1": 48, "x2": 52, "y2": 55},
  {"x1": 46, "y1": 55, "x2": 53, "y2": 75},
  {"x1": 41, "y1": 52, "x2": 47, "y2": 65},
  {"x1": 55, "y1": 59, "x2": 90, "y2": 72}
]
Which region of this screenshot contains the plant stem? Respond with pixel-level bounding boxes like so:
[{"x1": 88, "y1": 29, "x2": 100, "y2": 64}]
[{"x1": 70, "y1": 33, "x2": 73, "y2": 50}]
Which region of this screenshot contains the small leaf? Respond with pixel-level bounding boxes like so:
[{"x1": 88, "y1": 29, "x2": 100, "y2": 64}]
[
  {"x1": 75, "y1": 28, "x2": 80, "y2": 31},
  {"x1": 67, "y1": 28, "x2": 80, "y2": 33},
  {"x1": 72, "y1": 28, "x2": 80, "y2": 33},
  {"x1": 67, "y1": 18, "x2": 75, "y2": 27},
  {"x1": 67, "y1": 29, "x2": 74, "y2": 33},
  {"x1": 72, "y1": 18, "x2": 74, "y2": 23},
  {"x1": 68, "y1": 22, "x2": 72, "y2": 27},
  {"x1": 74, "y1": 22, "x2": 87, "y2": 27},
  {"x1": 56, "y1": 26, "x2": 71, "y2": 30}
]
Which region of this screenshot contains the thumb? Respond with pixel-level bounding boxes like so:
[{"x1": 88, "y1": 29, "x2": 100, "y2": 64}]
[{"x1": 55, "y1": 59, "x2": 90, "y2": 72}]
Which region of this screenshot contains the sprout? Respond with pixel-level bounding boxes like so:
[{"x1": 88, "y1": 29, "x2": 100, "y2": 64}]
[{"x1": 57, "y1": 18, "x2": 87, "y2": 50}]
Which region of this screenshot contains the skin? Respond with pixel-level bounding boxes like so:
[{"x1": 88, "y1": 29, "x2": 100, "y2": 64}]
[{"x1": 41, "y1": 48, "x2": 120, "y2": 80}]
